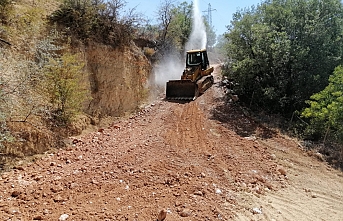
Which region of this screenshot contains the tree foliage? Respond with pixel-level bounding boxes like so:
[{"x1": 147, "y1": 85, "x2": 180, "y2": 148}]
[
  {"x1": 42, "y1": 53, "x2": 89, "y2": 124},
  {"x1": 169, "y1": 1, "x2": 193, "y2": 52},
  {"x1": 155, "y1": 1, "x2": 215, "y2": 55},
  {"x1": 302, "y1": 65, "x2": 343, "y2": 143},
  {"x1": 155, "y1": 1, "x2": 192, "y2": 54},
  {"x1": 50, "y1": 0, "x2": 140, "y2": 47},
  {"x1": 225, "y1": 0, "x2": 343, "y2": 115}
]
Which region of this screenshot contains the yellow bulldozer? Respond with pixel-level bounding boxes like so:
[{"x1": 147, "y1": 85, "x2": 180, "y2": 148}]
[{"x1": 166, "y1": 49, "x2": 214, "y2": 100}]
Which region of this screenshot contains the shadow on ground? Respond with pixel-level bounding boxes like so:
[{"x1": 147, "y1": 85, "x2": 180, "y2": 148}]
[{"x1": 210, "y1": 96, "x2": 277, "y2": 139}]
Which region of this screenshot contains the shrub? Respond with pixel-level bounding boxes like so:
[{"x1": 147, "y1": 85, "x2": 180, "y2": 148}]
[
  {"x1": 49, "y1": 0, "x2": 140, "y2": 47},
  {"x1": 143, "y1": 47, "x2": 156, "y2": 59},
  {"x1": 42, "y1": 52, "x2": 90, "y2": 124},
  {"x1": 302, "y1": 65, "x2": 343, "y2": 144}
]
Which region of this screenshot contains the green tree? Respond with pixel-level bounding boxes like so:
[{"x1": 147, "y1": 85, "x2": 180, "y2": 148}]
[
  {"x1": 302, "y1": 65, "x2": 343, "y2": 143},
  {"x1": 155, "y1": 1, "x2": 215, "y2": 54},
  {"x1": 168, "y1": 1, "x2": 192, "y2": 52},
  {"x1": 43, "y1": 53, "x2": 89, "y2": 124},
  {"x1": 156, "y1": 0, "x2": 175, "y2": 49},
  {"x1": 156, "y1": 1, "x2": 192, "y2": 54},
  {"x1": 225, "y1": 0, "x2": 343, "y2": 115}
]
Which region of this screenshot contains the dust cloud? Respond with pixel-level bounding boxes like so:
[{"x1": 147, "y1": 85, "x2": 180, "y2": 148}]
[
  {"x1": 148, "y1": 54, "x2": 184, "y2": 100},
  {"x1": 185, "y1": 0, "x2": 207, "y2": 51},
  {"x1": 149, "y1": 0, "x2": 207, "y2": 99}
]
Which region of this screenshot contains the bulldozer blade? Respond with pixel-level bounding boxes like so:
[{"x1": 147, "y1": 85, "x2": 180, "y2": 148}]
[{"x1": 166, "y1": 80, "x2": 198, "y2": 100}]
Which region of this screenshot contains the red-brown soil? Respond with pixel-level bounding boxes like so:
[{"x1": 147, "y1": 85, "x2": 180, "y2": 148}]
[{"x1": 0, "y1": 65, "x2": 342, "y2": 220}]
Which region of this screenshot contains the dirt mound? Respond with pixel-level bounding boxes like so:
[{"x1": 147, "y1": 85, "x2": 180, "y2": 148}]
[{"x1": 0, "y1": 65, "x2": 342, "y2": 220}]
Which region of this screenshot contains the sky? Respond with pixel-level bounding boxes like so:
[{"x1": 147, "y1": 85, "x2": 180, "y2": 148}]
[{"x1": 125, "y1": 0, "x2": 263, "y2": 36}]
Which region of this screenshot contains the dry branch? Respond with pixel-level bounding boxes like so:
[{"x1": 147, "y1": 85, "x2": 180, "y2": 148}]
[{"x1": 0, "y1": 38, "x2": 11, "y2": 46}]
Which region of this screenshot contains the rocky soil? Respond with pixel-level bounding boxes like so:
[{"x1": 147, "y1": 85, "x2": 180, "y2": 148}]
[{"x1": 0, "y1": 65, "x2": 342, "y2": 221}]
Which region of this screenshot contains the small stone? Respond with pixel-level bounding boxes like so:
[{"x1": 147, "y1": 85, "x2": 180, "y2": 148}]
[
  {"x1": 157, "y1": 209, "x2": 167, "y2": 221},
  {"x1": 2, "y1": 174, "x2": 9, "y2": 179},
  {"x1": 252, "y1": 207, "x2": 262, "y2": 214},
  {"x1": 175, "y1": 201, "x2": 182, "y2": 207},
  {"x1": 51, "y1": 185, "x2": 64, "y2": 193},
  {"x1": 34, "y1": 176, "x2": 43, "y2": 181},
  {"x1": 59, "y1": 214, "x2": 69, "y2": 221},
  {"x1": 179, "y1": 209, "x2": 191, "y2": 217},
  {"x1": 270, "y1": 154, "x2": 277, "y2": 160},
  {"x1": 69, "y1": 183, "x2": 79, "y2": 189},
  {"x1": 7, "y1": 207, "x2": 20, "y2": 214},
  {"x1": 315, "y1": 152, "x2": 324, "y2": 161},
  {"x1": 72, "y1": 139, "x2": 78, "y2": 144},
  {"x1": 54, "y1": 176, "x2": 62, "y2": 181},
  {"x1": 312, "y1": 193, "x2": 318, "y2": 198},
  {"x1": 14, "y1": 166, "x2": 25, "y2": 171},
  {"x1": 265, "y1": 182, "x2": 274, "y2": 190},
  {"x1": 11, "y1": 191, "x2": 21, "y2": 197},
  {"x1": 255, "y1": 186, "x2": 263, "y2": 194},
  {"x1": 215, "y1": 188, "x2": 222, "y2": 194},
  {"x1": 277, "y1": 166, "x2": 287, "y2": 176},
  {"x1": 91, "y1": 179, "x2": 99, "y2": 185},
  {"x1": 194, "y1": 191, "x2": 203, "y2": 196},
  {"x1": 53, "y1": 195, "x2": 65, "y2": 202},
  {"x1": 33, "y1": 215, "x2": 43, "y2": 220}
]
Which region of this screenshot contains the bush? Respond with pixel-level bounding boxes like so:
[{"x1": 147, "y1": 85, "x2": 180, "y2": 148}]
[
  {"x1": 143, "y1": 47, "x2": 155, "y2": 59},
  {"x1": 49, "y1": 0, "x2": 140, "y2": 47},
  {"x1": 225, "y1": 0, "x2": 343, "y2": 115},
  {"x1": 42, "y1": 52, "x2": 90, "y2": 124},
  {"x1": 302, "y1": 65, "x2": 343, "y2": 144}
]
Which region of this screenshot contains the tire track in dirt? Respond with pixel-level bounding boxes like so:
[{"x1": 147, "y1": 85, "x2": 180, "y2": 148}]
[
  {"x1": 163, "y1": 101, "x2": 213, "y2": 154},
  {"x1": 234, "y1": 137, "x2": 343, "y2": 221},
  {"x1": 0, "y1": 64, "x2": 342, "y2": 220}
]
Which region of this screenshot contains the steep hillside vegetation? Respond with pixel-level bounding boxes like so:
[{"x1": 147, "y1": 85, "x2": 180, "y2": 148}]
[{"x1": 0, "y1": 0, "x2": 151, "y2": 170}]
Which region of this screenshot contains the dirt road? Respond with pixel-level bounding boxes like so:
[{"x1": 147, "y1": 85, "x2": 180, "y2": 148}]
[{"x1": 0, "y1": 65, "x2": 342, "y2": 220}]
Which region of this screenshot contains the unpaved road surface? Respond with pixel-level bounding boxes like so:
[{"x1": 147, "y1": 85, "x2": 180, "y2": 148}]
[{"x1": 0, "y1": 65, "x2": 342, "y2": 220}]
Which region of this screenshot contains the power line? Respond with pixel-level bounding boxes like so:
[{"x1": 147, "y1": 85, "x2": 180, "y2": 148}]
[{"x1": 202, "y1": 3, "x2": 216, "y2": 27}]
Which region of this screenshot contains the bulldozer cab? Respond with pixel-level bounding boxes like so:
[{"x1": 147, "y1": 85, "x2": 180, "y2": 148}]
[{"x1": 186, "y1": 49, "x2": 209, "y2": 70}]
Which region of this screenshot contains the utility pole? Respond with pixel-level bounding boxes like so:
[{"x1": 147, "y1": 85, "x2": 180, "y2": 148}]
[{"x1": 203, "y1": 3, "x2": 216, "y2": 27}]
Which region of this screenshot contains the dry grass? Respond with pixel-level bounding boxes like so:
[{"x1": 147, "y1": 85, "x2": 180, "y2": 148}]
[
  {"x1": 0, "y1": 0, "x2": 151, "y2": 172},
  {"x1": 143, "y1": 47, "x2": 156, "y2": 58},
  {"x1": 0, "y1": 0, "x2": 67, "y2": 170}
]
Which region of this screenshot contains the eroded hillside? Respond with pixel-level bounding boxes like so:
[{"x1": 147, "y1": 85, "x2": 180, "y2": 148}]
[{"x1": 0, "y1": 0, "x2": 152, "y2": 169}]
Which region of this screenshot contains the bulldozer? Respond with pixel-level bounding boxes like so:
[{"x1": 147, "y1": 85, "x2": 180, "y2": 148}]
[{"x1": 166, "y1": 49, "x2": 214, "y2": 100}]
